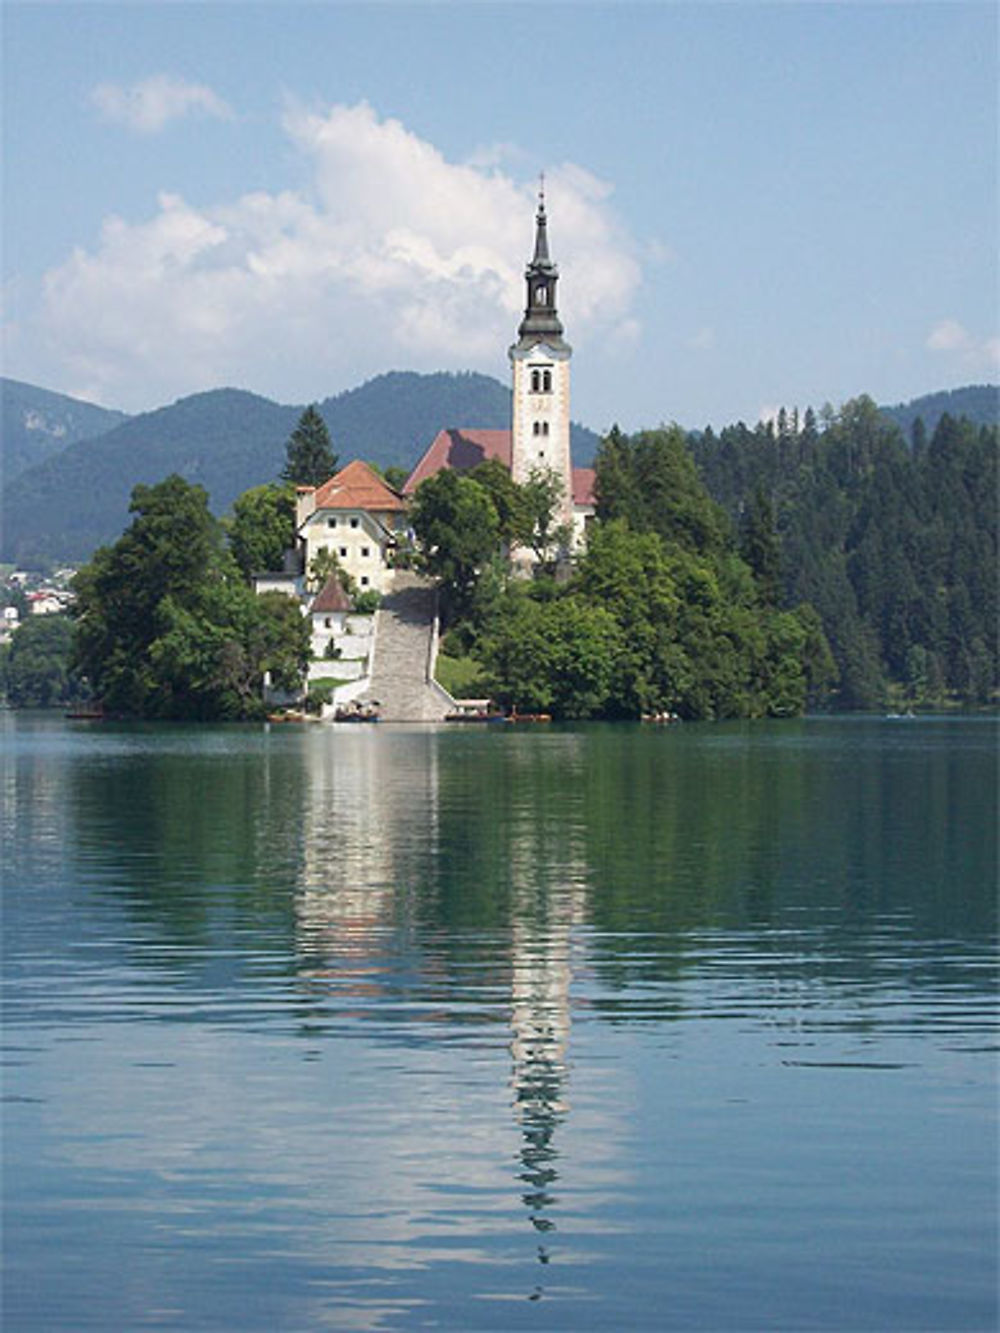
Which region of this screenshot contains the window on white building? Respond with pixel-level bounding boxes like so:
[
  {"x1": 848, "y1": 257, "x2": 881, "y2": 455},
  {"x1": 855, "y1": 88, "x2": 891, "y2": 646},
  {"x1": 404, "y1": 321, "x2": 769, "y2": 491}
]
[{"x1": 350, "y1": 517, "x2": 359, "y2": 529}]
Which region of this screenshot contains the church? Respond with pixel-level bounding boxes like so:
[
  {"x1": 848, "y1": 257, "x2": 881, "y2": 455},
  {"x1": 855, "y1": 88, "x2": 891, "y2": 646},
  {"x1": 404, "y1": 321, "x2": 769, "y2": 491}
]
[
  {"x1": 268, "y1": 192, "x2": 596, "y2": 709},
  {"x1": 402, "y1": 188, "x2": 595, "y2": 548},
  {"x1": 290, "y1": 190, "x2": 594, "y2": 601}
]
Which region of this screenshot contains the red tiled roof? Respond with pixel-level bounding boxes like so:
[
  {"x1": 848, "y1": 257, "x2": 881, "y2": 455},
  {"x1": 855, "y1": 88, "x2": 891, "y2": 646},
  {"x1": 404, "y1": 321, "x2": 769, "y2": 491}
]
[
  {"x1": 311, "y1": 576, "x2": 352, "y2": 614},
  {"x1": 572, "y1": 466, "x2": 596, "y2": 507},
  {"x1": 405, "y1": 427, "x2": 596, "y2": 508},
  {"x1": 312, "y1": 459, "x2": 407, "y2": 512},
  {"x1": 404, "y1": 429, "x2": 512, "y2": 494}
]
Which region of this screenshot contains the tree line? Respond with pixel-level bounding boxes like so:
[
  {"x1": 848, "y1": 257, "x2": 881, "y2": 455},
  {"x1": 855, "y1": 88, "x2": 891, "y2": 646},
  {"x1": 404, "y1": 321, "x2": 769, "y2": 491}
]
[
  {"x1": 0, "y1": 406, "x2": 337, "y2": 716},
  {"x1": 2, "y1": 397, "x2": 994, "y2": 719},
  {"x1": 688, "y1": 397, "x2": 997, "y2": 708},
  {"x1": 424, "y1": 426, "x2": 835, "y2": 719}
]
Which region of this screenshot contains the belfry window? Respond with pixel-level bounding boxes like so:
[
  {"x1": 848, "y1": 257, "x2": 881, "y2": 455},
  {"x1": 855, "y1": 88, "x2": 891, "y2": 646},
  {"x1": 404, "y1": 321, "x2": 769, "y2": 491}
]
[
  {"x1": 542, "y1": 369, "x2": 552, "y2": 392},
  {"x1": 535, "y1": 285, "x2": 548, "y2": 306}
]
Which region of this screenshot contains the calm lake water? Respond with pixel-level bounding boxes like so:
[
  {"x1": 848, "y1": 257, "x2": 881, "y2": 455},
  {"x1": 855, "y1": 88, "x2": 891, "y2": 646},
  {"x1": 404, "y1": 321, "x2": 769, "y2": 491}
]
[{"x1": 2, "y1": 712, "x2": 996, "y2": 1331}]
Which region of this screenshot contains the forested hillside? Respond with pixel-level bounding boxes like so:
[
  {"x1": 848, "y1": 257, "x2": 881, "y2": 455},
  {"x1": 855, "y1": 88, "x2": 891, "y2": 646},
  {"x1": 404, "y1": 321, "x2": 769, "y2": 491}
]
[
  {"x1": 688, "y1": 397, "x2": 997, "y2": 707},
  {"x1": 2, "y1": 389, "x2": 299, "y2": 566},
  {"x1": 880, "y1": 384, "x2": 998, "y2": 439},
  {"x1": 1, "y1": 378, "x2": 128, "y2": 483},
  {"x1": 1, "y1": 371, "x2": 600, "y2": 566}
]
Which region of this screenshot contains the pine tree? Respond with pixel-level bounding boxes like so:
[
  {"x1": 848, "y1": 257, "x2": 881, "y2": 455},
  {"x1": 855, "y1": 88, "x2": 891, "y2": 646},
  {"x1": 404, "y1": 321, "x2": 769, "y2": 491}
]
[{"x1": 281, "y1": 406, "x2": 337, "y2": 486}]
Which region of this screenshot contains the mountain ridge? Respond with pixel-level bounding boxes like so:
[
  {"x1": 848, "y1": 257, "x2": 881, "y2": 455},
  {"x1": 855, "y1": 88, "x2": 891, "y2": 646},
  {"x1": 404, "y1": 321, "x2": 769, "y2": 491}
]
[
  {"x1": 0, "y1": 371, "x2": 601, "y2": 565},
  {"x1": 2, "y1": 374, "x2": 994, "y2": 567}
]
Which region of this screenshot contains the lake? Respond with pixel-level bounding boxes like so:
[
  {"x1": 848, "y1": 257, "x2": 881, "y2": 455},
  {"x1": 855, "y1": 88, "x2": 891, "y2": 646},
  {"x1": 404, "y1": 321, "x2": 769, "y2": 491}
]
[{"x1": 1, "y1": 712, "x2": 996, "y2": 1331}]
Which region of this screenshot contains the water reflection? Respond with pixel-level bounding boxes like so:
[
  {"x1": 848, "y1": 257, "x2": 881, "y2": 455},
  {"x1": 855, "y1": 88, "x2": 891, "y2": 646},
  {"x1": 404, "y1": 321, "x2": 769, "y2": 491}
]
[{"x1": 4, "y1": 714, "x2": 996, "y2": 1330}]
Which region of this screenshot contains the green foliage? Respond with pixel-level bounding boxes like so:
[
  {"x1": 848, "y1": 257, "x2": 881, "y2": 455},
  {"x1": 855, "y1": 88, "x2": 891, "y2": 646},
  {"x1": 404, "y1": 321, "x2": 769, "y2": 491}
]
[
  {"x1": 227, "y1": 482, "x2": 296, "y2": 580},
  {"x1": 281, "y1": 405, "x2": 338, "y2": 487},
  {"x1": 478, "y1": 588, "x2": 622, "y2": 718},
  {"x1": 434, "y1": 648, "x2": 490, "y2": 699},
  {"x1": 351, "y1": 590, "x2": 381, "y2": 615},
  {"x1": 739, "y1": 487, "x2": 781, "y2": 606},
  {"x1": 307, "y1": 546, "x2": 352, "y2": 595},
  {"x1": 690, "y1": 398, "x2": 997, "y2": 707},
  {"x1": 595, "y1": 424, "x2": 731, "y2": 556},
  {"x1": 516, "y1": 466, "x2": 572, "y2": 567},
  {"x1": 468, "y1": 457, "x2": 525, "y2": 547},
  {"x1": 71, "y1": 475, "x2": 310, "y2": 719},
  {"x1": 381, "y1": 465, "x2": 410, "y2": 493},
  {"x1": 1, "y1": 614, "x2": 87, "y2": 708},
  {"x1": 410, "y1": 469, "x2": 500, "y2": 620}
]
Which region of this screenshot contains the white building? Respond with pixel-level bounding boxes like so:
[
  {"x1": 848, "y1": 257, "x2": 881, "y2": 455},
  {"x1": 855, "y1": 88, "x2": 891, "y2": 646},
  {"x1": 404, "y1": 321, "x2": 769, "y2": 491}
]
[{"x1": 295, "y1": 459, "x2": 408, "y2": 596}]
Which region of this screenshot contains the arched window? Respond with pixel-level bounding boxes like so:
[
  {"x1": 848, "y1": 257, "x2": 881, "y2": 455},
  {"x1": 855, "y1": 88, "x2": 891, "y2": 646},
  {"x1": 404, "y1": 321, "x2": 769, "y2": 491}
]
[
  {"x1": 542, "y1": 369, "x2": 552, "y2": 393},
  {"x1": 535, "y1": 285, "x2": 548, "y2": 306},
  {"x1": 532, "y1": 421, "x2": 540, "y2": 436},
  {"x1": 531, "y1": 369, "x2": 541, "y2": 393},
  {"x1": 542, "y1": 421, "x2": 550, "y2": 436}
]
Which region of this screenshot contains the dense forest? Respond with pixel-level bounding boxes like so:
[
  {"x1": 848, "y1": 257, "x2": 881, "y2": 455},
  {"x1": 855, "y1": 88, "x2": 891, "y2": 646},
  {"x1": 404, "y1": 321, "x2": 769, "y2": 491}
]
[
  {"x1": 3, "y1": 390, "x2": 995, "y2": 719},
  {"x1": 430, "y1": 428, "x2": 835, "y2": 720},
  {"x1": 688, "y1": 397, "x2": 997, "y2": 707}
]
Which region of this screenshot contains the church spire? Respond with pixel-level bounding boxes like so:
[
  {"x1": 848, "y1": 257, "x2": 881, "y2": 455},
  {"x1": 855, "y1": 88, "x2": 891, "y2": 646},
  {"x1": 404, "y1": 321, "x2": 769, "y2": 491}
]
[
  {"x1": 532, "y1": 176, "x2": 552, "y2": 267},
  {"x1": 516, "y1": 178, "x2": 567, "y2": 349}
]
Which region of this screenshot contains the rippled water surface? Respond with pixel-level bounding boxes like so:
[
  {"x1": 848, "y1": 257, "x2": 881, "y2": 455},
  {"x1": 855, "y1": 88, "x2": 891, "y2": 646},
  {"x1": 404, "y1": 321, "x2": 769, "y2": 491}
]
[{"x1": 2, "y1": 713, "x2": 997, "y2": 1330}]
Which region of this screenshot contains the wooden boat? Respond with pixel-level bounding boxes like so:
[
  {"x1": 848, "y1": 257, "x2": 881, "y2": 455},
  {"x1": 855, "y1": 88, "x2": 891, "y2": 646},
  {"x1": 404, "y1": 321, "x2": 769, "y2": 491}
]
[
  {"x1": 333, "y1": 703, "x2": 380, "y2": 722},
  {"x1": 445, "y1": 711, "x2": 509, "y2": 723}
]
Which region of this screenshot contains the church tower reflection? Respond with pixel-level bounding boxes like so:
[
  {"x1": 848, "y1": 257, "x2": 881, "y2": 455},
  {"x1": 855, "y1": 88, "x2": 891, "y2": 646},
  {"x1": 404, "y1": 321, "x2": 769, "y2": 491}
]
[{"x1": 505, "y1": 738, "x2": 589, "y2": 1282}]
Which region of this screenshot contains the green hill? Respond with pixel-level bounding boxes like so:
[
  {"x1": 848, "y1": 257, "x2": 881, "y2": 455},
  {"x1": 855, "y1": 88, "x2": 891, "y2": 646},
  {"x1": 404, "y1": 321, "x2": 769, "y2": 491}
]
[
  {"x1": 880, "y1": 384, "x2": 998, "y2": 438},
  {"x1": 1, "y1": 377, "x2": 129, "y2": 484},
  {"x1": 1, "y1": 371, "x2": 601, "y2": 566}
]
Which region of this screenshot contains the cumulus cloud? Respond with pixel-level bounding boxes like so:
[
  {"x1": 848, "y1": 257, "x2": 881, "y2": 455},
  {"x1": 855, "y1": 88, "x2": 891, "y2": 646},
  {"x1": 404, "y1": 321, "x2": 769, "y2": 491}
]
[
  {"x1": 926, "y1": 318, "x2": 1000, "y2": 372},
  {"x1": 90, "y1": 74, "x2": 234, "y2": 133},
  {"x1": 28, "y1": 101, "x2": 642, "y2": 409}
]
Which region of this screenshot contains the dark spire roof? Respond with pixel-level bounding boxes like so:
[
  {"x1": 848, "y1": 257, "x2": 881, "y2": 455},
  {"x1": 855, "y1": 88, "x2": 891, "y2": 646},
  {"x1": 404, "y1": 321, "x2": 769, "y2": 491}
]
[
  {"x1": 532, "y1": 179, "x2": 552, "y2": 267},
  {"x1": 514, "y1": 180, "x2": 569, "y2": 351}
]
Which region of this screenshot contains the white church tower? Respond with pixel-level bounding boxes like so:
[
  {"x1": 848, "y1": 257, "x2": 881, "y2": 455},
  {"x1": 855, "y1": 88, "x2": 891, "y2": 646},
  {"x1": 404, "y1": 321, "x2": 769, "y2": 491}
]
[{"x1": 509, "y1": 186, "x2": 573, "y2": 525}]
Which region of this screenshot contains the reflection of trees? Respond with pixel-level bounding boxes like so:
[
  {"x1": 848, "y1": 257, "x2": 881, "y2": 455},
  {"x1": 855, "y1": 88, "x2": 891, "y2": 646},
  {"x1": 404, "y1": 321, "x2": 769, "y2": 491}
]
[{"x1": 65, "y1": 726, "x2": 308, "y2": 960}]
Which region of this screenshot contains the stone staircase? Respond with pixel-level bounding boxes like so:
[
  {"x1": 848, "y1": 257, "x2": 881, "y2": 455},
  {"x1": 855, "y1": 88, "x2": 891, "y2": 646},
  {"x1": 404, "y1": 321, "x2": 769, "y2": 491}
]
[{"x1": 365, "y1": 571, "x2": 456, "y2": 721}]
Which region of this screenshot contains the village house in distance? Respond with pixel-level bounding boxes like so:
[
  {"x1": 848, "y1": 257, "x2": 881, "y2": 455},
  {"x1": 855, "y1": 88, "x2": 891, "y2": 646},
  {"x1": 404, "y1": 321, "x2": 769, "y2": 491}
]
[{"x1": 259, "y1": 190, "x2": 595, "y2": 718}]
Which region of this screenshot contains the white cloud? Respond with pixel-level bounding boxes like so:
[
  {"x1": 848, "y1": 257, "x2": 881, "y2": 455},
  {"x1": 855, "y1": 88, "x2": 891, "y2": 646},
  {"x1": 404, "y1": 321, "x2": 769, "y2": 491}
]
[
  {"x1": 26, "y1": 101, "x2": 642, "y2": 410},
  {"x1": 926, "y1": 318, "x2": 1000, "y2": 372},
  {"x1": 90, "y1": 74, "x2": 234, "y2": 133}
]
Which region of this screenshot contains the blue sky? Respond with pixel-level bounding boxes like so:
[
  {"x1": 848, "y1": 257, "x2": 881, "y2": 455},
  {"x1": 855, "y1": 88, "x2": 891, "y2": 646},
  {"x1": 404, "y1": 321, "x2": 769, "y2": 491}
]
[{"x1": 2, "y1": 1, "x2": 997, "y2": 433}]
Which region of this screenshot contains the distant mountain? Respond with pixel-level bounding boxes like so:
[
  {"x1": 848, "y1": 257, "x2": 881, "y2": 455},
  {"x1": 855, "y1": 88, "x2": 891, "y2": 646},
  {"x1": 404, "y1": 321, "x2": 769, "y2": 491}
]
[
  {"x1": 2, "y1": 388, "x2": 298, "y2": 566},
  {"x1": 324, "y1": 370, "x2": 600, "y2": 470},
  {"x1": 880, "y1": 384, "x2": 998, "y2": 438},
  {"x1": 1, "y1": 378, "x2": 129, "y2": 484},
  {"x1": 1, "y1": 371, "x2": 601, "y2": 566}
]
